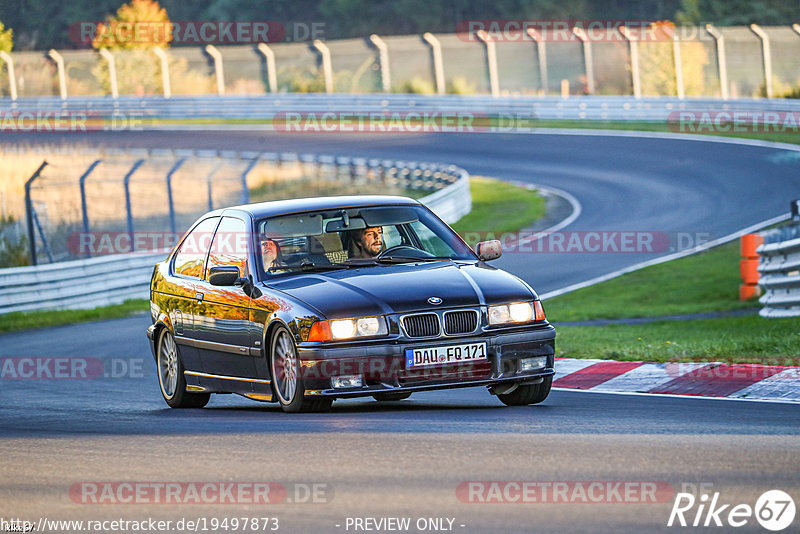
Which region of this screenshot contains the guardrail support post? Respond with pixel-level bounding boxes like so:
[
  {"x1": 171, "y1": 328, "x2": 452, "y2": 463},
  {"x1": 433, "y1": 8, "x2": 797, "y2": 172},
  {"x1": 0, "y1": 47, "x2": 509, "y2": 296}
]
[
  {"x1": 205, "y1": 159, "x2": 222, "y2": 211},
  {"x1": 422, "y1": 33, "x2": 446, "y2": 95},
  {"x1": 47, "y1": 49, "x2": 67, "y2": 100},
  {"x1": 152, "y1": 47, "x2": 171, "y2": 98},
  {"x1": 205, "y1": 44, "x2": 226, "y2": 95},
  {"x1": 78, "y1": 160, "x2": 102, "y2": 258},
  {"x1": 526, "y1": 28, "x2": 548, "y2": 96},
  {"x1": 705, "y1": 24, "x2": 729, "y2": 100},
  {"x1": 123, "y1": 159, "x2": 145, "y2": 250},
  {"x1": 239, "y1": 157, "x2": 259, "y2": 204},
  {"x1": 618, "y1": 26, "x2": 640, "y2": 98},
  {"x1": 98, "y1": 48, "x2": 119, "y2": 99},
  {"x1": 750, "y1": 24, "x2": 773, "y2": 98},
  {"x1": 24, "y1": 161, "x2": 48, "y2": 265},
  {"x1": 256, "y1": 43, "x2": 278, "y2": 93},
  {"x1": 572, "y1": 26, "x2": 595, "y2": 95},
  {"x1": 475, "y1": 30, "x2": 499, "y2": 97},
  {"x1": 369, "y1": 34, "x2": 391, "y2": 92},
  {"x1": 673, "y1": 33, "x2": 685, "y2": 99},
  {"x1": 165, "y1": 158, "x2": 187, "y2": 234},
  {"x1": 0, "y1": 51, "x2": 18, "y2": 100},
  {"x1": 311, "y1": 40, "x2": 333, "y2": 93}
]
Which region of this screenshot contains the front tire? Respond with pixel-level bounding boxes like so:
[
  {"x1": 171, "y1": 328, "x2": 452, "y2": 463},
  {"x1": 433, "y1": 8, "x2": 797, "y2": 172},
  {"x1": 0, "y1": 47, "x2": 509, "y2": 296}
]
[
  {"x1": 270, "y1": 325, "x2": 332, "y2": 413},
  {"x1": 497, "y1": 376, "x2": 552, "y2": 406},
  {"x1": 157, "y1": 328, "x2": 210, "y2": 408}
]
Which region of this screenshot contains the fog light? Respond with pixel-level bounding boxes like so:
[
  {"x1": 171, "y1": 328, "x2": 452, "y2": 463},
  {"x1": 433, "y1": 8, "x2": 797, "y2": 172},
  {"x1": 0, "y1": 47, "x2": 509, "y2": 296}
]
[
  {"x1": 519, "y1": 356, "x2": 547, "y2": 371},
  {"x1": 331, "y1": 375, "x2": 363, "y2": 388}
]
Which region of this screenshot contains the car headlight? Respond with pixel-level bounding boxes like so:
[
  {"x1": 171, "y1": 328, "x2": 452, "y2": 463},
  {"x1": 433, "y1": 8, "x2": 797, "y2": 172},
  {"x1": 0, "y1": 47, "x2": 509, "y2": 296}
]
[
  {"x1": 308, "y1": 316, "x2": 388, "y2": 341},
  {"x1": 488, "y1": 301, "x2": 545, "y2": 325}
]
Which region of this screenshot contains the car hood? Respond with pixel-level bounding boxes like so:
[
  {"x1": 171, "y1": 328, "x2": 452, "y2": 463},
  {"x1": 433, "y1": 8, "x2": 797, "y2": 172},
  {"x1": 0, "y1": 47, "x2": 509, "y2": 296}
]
[{"x1": 263, "y1": 261, "x2": 536, "y2": 318}]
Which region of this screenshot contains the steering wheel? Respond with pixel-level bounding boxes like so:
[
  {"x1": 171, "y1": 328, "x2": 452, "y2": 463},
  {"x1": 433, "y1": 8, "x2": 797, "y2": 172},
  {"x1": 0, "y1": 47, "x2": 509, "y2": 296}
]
[{"x1": 376, "y1": 244, "x2": 434, "y2": 260}]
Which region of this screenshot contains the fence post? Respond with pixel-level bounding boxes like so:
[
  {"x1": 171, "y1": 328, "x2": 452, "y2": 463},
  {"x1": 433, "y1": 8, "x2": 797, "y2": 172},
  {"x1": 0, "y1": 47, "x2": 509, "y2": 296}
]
[
  {"x1": 618, "y1": 26, "x2": 640, "y2": 98},
  {"x1": 98, "y1": 48, "x2": 119, "y2": 99},
  {"x1": 123, "y1": 159, "x2": 145, "y2": 250},
  {"x1": 475, "y1": 30, "x2": 499, "y2": 97},
  {"x1": 205, "y1": 159, "x2": 222, "y2": 211},
  {"x1": 571, "y1": 26, "x2": 595, "y2": 95},
  {"x1": 78, "y1": 159, "x2": 102, "y2": 258},
  {"x1": 256, "y1": 43, "x2": 278, "y2": 93},
  {"x1": 750, "y1": 24, "x2": 773, "y2": 98},
  {"x1": 165, "y1": 158, "x2": 187, "y2": 234},
  {"x1": 422, "y1": 32, "x2": 446, "y2": 95},
  {"x1": 369, "y1": 34, "x2": 391, "y2": 92},
  {"x1": 0, "y1": 51, "x2": 17, "y2": 100},
  {"x1": 152, "y1": 47, "x2": 171, "y2": 98},
  {"x1": 240, "y1": 157, "x2": 259, "y2": 204},
  {"x1": 705, "y1": 24, "x2": 729, "y2": 100},
  {"x1": 205, "y1": 44, "x2": 226, "y2": 95},
  {"x1": 673, "y1": 32, "x2": 685, "y2": 99},
  {"x1": 526, "y1": 28, "x2": 548, "y2": 96},
  {"x1": 24, "y1": 161, "x2": 48, "y2": 266},
  {"x1": 47, "y1": 49, "x2": 67, "y2": 100},
  {"x1": 311, "y1": 40, "x2": 333, "y2": 93}
]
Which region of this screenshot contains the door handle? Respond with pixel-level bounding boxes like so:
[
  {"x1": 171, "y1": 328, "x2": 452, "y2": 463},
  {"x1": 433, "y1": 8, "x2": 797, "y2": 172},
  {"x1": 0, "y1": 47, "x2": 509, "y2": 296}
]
[{"x1": 195, "y1": 292, "x2": 204, "y2": 302}]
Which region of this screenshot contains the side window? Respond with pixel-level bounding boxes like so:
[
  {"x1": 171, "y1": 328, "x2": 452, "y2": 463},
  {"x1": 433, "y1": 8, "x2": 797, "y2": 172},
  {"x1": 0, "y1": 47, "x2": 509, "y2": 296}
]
[
  {"x1": 207, "y1": 217, "x2": 249, "y2": 278},
  {"x1": 173, "y1": 217, "x2": 220, "y2": 278},
  {"x1": 382, "y1": 226, "x2": 402, "y2": 248}
]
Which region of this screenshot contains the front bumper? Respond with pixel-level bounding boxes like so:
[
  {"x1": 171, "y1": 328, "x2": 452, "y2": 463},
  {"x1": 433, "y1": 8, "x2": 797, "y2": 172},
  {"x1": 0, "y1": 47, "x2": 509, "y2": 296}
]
[{"x1": 295, "y1": 324, "x2": 556, "y2": 398}]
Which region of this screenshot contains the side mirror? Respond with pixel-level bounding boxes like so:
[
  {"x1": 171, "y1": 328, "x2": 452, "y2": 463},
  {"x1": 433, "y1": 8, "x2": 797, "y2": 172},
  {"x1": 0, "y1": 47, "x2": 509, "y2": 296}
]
[
  {"x1": 208, "y1": 266, "x2": 240, "y2": 286},
  {"x1": 476, "y1": 240, "x2": 502, "y2": 261}
]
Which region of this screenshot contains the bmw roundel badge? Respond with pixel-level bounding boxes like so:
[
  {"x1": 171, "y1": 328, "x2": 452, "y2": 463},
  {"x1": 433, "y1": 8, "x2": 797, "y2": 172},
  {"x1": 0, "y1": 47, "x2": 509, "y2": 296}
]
[{"x1": 428, "y1": 296, "x2": 443, "y2": 305}]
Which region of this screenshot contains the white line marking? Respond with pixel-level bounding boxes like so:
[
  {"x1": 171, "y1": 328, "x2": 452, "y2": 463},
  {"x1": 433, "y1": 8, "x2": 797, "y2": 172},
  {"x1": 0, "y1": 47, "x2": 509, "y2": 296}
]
[{"x1": 552, "y1": 387, "x2": 800, "y2": 404}]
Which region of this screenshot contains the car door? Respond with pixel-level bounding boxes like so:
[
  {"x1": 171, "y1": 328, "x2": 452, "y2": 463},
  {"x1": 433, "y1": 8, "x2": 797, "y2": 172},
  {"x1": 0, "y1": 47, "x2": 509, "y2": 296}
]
[
  {"x1": 170, "y1": 216, "x2": 221, "y2": 374},
  {"x1": 192, "y1": 215, "x2": 258, "y2": 381}
]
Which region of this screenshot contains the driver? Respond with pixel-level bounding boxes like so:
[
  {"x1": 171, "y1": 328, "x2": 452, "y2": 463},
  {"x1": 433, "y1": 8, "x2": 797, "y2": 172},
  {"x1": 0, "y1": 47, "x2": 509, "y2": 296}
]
[{"x1": 349, "y1": 226, "x2": 383, "y2": 259}]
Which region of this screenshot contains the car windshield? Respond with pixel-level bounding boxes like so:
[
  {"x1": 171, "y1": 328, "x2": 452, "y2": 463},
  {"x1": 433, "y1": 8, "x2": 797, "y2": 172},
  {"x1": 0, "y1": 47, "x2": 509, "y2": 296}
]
[{"x1": 255, "y1": 204, "x2": 476, "y2": 277}]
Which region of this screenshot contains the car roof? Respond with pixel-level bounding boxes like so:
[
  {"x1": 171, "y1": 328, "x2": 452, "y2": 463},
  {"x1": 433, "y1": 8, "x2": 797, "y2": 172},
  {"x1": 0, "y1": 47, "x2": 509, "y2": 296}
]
[{"x1": 220, "y1": 195, "x2": 422, "y2": 219}]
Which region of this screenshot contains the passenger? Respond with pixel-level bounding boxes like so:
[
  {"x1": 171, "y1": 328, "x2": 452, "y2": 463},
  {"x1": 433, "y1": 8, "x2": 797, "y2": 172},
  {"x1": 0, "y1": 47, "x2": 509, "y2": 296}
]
[
  {"x1": 348, "y1": 226, "x2": 383, "y2": 259},
  {"x1": 261, "y1": 238, "x2": 284, "y2": 270}
]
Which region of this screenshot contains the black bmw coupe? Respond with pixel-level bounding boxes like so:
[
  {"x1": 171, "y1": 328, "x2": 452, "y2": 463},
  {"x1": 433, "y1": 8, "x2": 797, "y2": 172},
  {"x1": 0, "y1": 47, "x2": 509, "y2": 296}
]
[{"x1": 147, "y1": 196, "x2": 555, "y2": 412}]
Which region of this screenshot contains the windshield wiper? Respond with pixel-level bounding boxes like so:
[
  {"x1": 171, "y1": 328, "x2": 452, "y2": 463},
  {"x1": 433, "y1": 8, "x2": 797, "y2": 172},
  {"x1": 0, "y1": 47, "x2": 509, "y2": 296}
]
[
  {"x1": 269, "y1": 261, "x2": 351, "y2": 273},
  {"x1": 375, "y1": 255, "x2": 454, "y2": 264}
]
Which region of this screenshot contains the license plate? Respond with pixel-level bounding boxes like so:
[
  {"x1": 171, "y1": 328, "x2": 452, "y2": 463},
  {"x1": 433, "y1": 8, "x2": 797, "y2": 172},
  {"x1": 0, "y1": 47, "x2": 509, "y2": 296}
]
[{"x1": 405, "y1": 342, "x2": 487, "y2": 369}]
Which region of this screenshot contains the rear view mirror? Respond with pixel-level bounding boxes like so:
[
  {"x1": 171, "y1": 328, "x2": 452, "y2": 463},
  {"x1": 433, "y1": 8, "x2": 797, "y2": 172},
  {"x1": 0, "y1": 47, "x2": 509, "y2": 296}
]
[
  {"x1": 208, "y1": 266, "x2": 240, "y2": 286},
  {"x1": 476, "y1": 240, "x2": 502, "y2": 261}
]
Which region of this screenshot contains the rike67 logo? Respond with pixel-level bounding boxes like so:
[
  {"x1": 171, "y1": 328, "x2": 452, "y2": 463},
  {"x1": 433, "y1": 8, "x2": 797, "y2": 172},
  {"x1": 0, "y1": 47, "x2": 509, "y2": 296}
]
[{"x1": 668, "y1": 488, "x2": 795, "y2": 531}]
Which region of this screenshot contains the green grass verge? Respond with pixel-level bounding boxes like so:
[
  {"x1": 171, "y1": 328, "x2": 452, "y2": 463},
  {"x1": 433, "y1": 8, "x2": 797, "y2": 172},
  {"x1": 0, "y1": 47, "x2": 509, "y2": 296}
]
[
  {"x1": 0, "y1": 177, "x2": 545, "y2": 334},
  {"x1": 0, "y1": 299, "x2": 149, "y2": 334},
  {"x1": 545, "y1": 241, "x2": 754, "y2": 322},
  {"x1": 452, "y1": 176, "x2": 546, "y2": 236},
  {"x1": 546, "y1": 241, "x2": 800, "y2": 363}
]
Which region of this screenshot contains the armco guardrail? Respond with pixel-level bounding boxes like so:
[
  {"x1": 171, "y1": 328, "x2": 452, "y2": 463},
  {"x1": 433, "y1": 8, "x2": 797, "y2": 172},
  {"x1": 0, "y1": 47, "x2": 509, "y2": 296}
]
[
  {"x1": 1, "y1": 153, "x2": 470, "y2": 314},
  {"x1": 757, "y1": 224, "x2": 800, "y2": 318},
  {"x1": 3, "y1": 94, "x2": 800, "y2": 124}
]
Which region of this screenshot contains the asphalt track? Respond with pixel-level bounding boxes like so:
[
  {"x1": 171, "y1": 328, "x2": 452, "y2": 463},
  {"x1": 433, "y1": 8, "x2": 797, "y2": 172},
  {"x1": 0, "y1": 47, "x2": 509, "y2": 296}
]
[{"x1": 2, "y1": 130, "x2": 800, "y2": 533}]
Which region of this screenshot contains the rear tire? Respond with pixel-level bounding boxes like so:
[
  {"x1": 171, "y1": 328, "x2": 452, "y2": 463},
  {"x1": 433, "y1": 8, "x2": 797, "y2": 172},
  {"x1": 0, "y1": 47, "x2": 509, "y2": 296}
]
[
  {"x1": 270, "y1": 325, "x2": 333, "y2": 413},
  {"x1": 157, "y1": 329, "x2": 210, "y2": 409},
  {"x1": 497, "y1": 376, "x2": 552, "y2": 406},
  {"x1": 373, "y1": 392, "x2": 412, "y2": 402}
]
